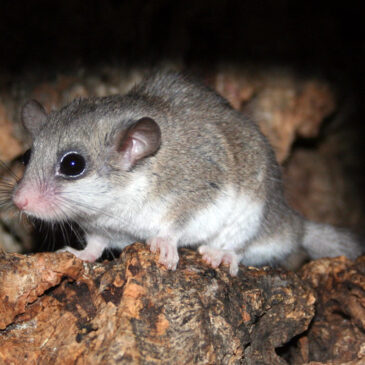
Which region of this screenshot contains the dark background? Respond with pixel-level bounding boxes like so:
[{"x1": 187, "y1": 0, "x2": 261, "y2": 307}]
[
  {"x1": 1, "y1": 1, "x2": 363, "y2": 129},
  {"x1": 1, "y1": 1, "x2": 363, "y2": 78},
  {"x1": 1, "y1": 0, "x2": 364, "y2": 234}
]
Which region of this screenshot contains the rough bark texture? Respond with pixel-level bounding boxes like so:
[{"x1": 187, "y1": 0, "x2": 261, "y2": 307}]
[
  {"x1": 294, "y1": 256, "x2": 365, "y2": 365},
  {"x1": 213, "y1": 67, "x2": 336, "y2": 163},
  {"x1": 1, "y1": 243, "x2": 364, "y2": 364},
  {"x1": 0, "y1": 243, "x2": 318, "y2": 365}
]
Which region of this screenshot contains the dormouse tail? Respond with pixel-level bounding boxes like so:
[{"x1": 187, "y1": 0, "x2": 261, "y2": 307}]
[{"x1": 302, "y1": 221, "x2": 363, "y2": 261}]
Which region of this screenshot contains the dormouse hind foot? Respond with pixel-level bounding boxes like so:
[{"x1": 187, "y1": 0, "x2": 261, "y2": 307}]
[
  {"x1": 147, "y1": 237, "x2": 179, "y2": 270},
  {"x1": 198, "y1": 245, "x2": 240, "y2": 276}
]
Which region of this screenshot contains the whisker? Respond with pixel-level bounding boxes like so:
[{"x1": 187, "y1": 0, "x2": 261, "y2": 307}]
[
  {"x1": 0, "y1": 180, "x2": 16, "y2": 188},
  {"x1": 0, "y1": 160, "x2": 20, "y2": 181},
  {"x1": 68, "y1": 222, "x2": 85, "y2": 246},
  {"x1": 59, "y1": 194, "x2": 128, "y2": 224},
  {"x1": 105, "y1": 246, "x2": 118, "y2": 261}
]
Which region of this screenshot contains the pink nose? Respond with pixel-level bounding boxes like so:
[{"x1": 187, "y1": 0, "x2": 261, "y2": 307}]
[{"x1": 13, "y1": 192, "x2": 29, "y2": 210}]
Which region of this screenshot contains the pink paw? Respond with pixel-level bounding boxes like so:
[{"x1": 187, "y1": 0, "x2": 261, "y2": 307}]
[
  {"x1": 57, "y1": 246, "x2": 98, "y2": 262},
  {"x1": 198, "y1": 245, "x2": 239, "y2": 276},
  {"x1": 147, "y1": 237, "x2": 179, "y2": 270}
]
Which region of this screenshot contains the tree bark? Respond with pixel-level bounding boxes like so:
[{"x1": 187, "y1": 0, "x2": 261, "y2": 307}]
[{"x1": 0, "y1": 243, "x2": 318, "y2": 365}]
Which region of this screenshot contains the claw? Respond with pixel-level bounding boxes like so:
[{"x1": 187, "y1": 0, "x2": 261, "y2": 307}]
[
  {"x1": 147, "y1": 237, "x2": 179, "y2": 270},
  {"x1": 198, "y1": 245, "x2": 239, "y2": 276}
]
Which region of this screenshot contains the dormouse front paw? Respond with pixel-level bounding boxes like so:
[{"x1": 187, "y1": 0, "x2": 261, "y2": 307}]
[
  {"x1": 147, "y1": 237, "x2": 179, "y2": 270},
  {"x1": 57, "y1": 234, "x2": 109, "y2": 262},
  {"x1": 57, "y1": 246, "x2": 99, "y2": 262},
  {"x1": 198, "y1": 245, "x2": 240, "y2": 276}
]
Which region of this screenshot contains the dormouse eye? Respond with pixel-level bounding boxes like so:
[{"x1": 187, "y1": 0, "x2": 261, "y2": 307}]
[
  {"x1": 59, "y1": 152, "x2": 86, "y2": 178},
  {"x1": 22, "y1": 149, "x2": 31, "y2": 166}
]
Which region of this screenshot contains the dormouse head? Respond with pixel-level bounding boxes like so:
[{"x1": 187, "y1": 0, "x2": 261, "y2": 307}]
[{"x1": 13, "y1": 98, "x2": 161, "y2": 222}]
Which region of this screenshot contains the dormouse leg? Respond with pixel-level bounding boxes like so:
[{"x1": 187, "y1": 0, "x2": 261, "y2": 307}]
[
  {"x1": 58, "y1": 233, "x2": 109, "y2": 262},
  {"x1": 198, "y1": 245, "x2": 241, "y2": 276},
  {"x1": 147, "y1": 237, "x2": 179, "y2": 270}
]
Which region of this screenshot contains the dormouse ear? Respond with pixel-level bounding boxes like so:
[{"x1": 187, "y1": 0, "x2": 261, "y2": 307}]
[
  {"x1": 117, "y1": 117, "x2": 161, "y2": 170},
  {"x1": 21, "y1": 100, "x2": 47, "y2": 136}
]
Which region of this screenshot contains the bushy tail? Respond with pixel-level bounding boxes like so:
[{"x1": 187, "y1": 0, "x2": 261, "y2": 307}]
[{"x1": 302, "y1": 221, "x2": 363, "y2": 261}]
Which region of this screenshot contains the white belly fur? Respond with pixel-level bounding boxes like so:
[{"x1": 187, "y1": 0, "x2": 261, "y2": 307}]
[{"x1": 181, "y1": 186, "x2": 264, "y2": 249}]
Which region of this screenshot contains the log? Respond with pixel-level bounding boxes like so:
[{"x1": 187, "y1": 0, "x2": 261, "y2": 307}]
[
  {"x1": 294, "y1": 256, "x2": 365, "y2": 365},
  {"x1": 0, "y1": 243, "x2": 316, "y2": 365}
]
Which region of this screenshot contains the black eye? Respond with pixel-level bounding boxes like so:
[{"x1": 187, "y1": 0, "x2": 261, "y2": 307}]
[
  {"x1": 22, "y1": 149, "x2": 31, "y2": 165},
  {"x1": 59, "y1": 152, "x2": 86, "y2": 178}
]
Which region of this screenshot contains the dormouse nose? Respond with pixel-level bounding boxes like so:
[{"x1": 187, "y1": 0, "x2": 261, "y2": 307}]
[{"x1": 13, "y1": 190, "x2": 29, "y2": 210}]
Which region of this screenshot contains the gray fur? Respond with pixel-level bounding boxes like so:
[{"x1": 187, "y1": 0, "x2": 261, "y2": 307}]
[{"x1": 14, "y1": 71, "x2": 363, "y2": 274}]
